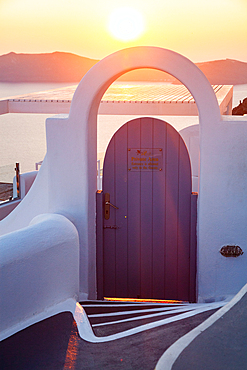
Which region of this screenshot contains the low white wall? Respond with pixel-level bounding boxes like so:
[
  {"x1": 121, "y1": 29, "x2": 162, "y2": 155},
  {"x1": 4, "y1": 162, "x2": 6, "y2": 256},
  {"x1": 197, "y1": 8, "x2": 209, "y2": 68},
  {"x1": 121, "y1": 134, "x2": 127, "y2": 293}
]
[
  {"x1": 0, "y1": 199, "x2": 21, "y2": 221},
  {"x1": 0, "y1": 213, "x2": 79, "y2": 340},
  {"x1": 13, "y1": 170, "x2": 38, "y2": 199}
]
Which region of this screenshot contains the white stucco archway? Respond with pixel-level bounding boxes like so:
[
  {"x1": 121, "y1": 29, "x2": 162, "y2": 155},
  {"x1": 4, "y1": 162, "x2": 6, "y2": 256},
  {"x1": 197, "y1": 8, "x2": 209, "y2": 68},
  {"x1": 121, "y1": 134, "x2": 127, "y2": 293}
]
[
  {"x1": 0, "y1": 47, "x2": 223, "y2": 300},
  {"x1": 71, "y1": 46, "x2": 221, "y2": 122},
  {"x1": 67, "y1": 46, "x2": 221, "y2": 298}
]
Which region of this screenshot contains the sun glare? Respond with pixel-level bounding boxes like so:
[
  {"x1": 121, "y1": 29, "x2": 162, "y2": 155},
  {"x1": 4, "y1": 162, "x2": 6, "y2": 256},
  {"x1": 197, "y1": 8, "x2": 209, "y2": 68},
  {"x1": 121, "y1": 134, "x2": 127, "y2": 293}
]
[{"x1": 108, "y1": 7, "x2": 144, "y2": 42}]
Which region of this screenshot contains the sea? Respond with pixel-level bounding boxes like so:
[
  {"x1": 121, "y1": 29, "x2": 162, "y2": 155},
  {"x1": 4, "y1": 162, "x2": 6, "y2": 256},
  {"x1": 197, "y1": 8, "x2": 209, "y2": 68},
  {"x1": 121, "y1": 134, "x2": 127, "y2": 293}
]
[{"x1": 0, "y1": 82, "x2": 246, "y2": 183}]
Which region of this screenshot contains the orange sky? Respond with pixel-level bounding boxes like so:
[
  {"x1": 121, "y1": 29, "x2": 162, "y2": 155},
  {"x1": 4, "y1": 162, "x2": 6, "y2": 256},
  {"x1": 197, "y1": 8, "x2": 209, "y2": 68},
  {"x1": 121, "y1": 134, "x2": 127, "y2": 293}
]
[{"x1": 0, "y1": 0, "x2": 246, "y2": 62}]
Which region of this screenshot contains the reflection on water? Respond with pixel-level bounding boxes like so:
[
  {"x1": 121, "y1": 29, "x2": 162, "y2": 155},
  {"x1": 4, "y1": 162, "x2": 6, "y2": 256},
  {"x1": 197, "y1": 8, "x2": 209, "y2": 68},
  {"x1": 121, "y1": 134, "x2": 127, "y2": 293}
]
[{"x1": 0, "y1": 82, "x2": 76, "y2": 100}]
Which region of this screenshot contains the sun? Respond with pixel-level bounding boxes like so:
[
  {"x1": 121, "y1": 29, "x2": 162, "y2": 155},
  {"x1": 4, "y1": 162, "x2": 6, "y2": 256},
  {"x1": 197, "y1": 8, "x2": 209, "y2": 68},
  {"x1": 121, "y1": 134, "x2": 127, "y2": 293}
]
[{"x1": 108, "y1": 7, "x2": 145, "y2": 42}]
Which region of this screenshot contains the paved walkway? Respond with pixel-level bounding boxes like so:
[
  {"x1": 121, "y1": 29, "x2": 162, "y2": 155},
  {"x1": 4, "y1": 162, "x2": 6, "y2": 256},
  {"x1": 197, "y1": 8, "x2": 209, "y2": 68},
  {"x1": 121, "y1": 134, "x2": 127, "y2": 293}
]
[
  {"x1": 156, "y1": 284, "x2": 247, "y2": 370},
  {"x1": 0, "y1": 301, "x2": 219, "y2": 370}
]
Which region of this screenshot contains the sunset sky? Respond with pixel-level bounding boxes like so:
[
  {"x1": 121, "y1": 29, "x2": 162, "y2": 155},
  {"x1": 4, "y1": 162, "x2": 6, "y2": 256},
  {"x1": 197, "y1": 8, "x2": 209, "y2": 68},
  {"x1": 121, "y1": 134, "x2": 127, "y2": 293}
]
[{"x1": 0, "y1": 0, "x2": 246, "y2": 62}]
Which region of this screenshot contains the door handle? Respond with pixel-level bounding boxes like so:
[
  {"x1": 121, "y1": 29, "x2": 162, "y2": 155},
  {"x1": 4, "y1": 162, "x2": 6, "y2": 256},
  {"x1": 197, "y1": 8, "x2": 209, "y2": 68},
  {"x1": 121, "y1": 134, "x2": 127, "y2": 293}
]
[
  {"x1": 105, "y1": 201, "x2": 119, "y2": 209},
  {"x1": 105, "y1": 193, "x2": 118, "y2": 220}
]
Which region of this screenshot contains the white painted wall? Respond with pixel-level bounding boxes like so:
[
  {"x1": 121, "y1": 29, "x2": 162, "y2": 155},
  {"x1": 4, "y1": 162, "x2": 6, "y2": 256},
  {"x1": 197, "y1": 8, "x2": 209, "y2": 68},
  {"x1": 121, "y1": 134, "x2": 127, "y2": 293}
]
[
  {"x1": 0, "y1": 46, "x2": 246, "y2": 311},
  {"x1": 0, "y1": 213, "x2": 79, "y2": 340},
  {"x1": 181, "y1": 116, "x2": 247, "y2": 302},
  {"x1": 13, "y1": 170, "x2": 38, "y2": 198},
  {"x1": 198, "y1": 115, "x2": 247, "y2": 302}
]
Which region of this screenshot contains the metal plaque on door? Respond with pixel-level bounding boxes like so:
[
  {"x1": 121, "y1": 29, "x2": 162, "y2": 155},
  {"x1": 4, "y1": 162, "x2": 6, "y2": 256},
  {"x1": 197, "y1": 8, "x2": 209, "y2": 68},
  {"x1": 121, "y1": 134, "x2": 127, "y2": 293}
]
[{"x1": 128, "y1": 148, "x2": 163, "y2": 171}]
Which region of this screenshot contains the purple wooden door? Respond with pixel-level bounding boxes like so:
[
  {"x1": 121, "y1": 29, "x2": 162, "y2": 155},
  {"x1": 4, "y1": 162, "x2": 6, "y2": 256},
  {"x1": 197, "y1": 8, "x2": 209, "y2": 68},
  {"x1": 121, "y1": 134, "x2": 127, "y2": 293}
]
[{"x1": 97, "y1": 117, "x2": 197, "y2": 302}]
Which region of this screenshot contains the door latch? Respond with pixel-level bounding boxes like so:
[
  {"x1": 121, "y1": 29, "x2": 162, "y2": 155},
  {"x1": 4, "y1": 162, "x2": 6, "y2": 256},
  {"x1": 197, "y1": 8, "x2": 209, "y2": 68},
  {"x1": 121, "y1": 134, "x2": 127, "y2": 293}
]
[
  {"x1": 105, "y1": 201, "x2": 119, "y2": 209},
  {"x1": 104, "y1": 193, "x2": 119, "y2": 220}
]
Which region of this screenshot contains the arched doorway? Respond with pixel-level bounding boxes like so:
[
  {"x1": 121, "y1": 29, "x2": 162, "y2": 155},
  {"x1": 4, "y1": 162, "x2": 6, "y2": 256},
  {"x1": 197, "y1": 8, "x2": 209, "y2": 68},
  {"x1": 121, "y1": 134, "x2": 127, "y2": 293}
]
[
  {"x1": 96, "y1": 117, "x2": 197, "y2": 302},
  {"x1": 68, "y1": 46, "x2": 221, "y2": 300}
]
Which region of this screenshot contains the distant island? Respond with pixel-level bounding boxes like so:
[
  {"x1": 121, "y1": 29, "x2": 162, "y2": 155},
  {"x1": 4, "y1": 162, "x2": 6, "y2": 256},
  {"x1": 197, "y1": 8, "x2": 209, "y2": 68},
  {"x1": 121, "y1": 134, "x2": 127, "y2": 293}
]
[{"x1": 0, "y1": 51, "x2": 247, "y2": 85}]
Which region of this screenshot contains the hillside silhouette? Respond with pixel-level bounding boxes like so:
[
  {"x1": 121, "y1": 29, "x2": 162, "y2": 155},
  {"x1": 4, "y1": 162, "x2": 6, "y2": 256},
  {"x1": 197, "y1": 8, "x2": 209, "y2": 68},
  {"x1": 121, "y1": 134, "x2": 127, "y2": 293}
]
[
  {"x1": 0, "y1": 52, "x2": 98, "y2": 82},
  {"x1": 0, "y1": 52, "x2": 247, "y2": 85}
]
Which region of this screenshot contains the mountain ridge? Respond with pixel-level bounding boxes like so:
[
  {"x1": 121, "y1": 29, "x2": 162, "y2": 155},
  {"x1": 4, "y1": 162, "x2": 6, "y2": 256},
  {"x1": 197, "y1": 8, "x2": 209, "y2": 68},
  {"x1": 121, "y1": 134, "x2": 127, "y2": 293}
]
[{"x1": 0, "y1": 51, "x2": 247, "y2": 85}]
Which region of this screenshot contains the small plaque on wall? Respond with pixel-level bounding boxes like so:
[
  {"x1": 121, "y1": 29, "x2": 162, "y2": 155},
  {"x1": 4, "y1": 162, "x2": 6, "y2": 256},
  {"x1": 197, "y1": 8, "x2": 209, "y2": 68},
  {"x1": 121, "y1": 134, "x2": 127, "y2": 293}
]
[
  {"x1": 220, "y1": 245, "x2": 243, "y2": 257},
  {"x1": 128, "y1": 148, "x2": 163, "y2": 171}
]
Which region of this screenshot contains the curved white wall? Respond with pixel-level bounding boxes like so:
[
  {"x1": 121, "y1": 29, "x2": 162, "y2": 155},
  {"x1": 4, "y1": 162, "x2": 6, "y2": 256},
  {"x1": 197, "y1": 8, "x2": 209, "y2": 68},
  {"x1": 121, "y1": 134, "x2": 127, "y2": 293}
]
[
  {"x1": 0, "y1": 213, "x2": 79, "y2": 340},
  {"x1": 13, "y1": 170, "x2": 38, "y2": 199}
]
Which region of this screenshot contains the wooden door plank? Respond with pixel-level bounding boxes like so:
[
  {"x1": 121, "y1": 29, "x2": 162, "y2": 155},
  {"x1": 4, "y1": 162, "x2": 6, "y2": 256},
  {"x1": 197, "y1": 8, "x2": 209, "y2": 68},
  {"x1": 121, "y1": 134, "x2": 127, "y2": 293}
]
[
  {"x1": 96, "y1": 190, "x2": 104, "y2": 299},
  {"x1": 115, "y1": 124, "x2": 128, "y2": 297},
  {"x1": 127, "y1": 118, "x2": 141, "y2": 298},
  {"x1": 103, "y1": 136, "x2": 116, "y2": 297},
  {"x1": 165, "y1": 124, "x2": 180, "y2": 299},
  {"x1": 152, "y1": 119, "x2": 167, "y2": 298},
  {"x1": 140, "y1": 117, "x2": 153, "y2": 298}
]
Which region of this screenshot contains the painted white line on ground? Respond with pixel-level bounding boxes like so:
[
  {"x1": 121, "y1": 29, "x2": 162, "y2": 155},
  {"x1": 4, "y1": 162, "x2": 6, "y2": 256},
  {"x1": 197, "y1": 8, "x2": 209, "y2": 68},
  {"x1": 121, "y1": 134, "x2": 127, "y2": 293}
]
[
  {"x1": 91, "y1": 306, "x2": 208, "y2": 327},
  {"x1": 88, "y1": 305, "x2": 207, "y2": 318},
  {"x1": 155, "y1": 283, "x2": 247, "y2": 370},
  {"x1": 73, "y1": 301, "x2": 225, "y2": 343},
  {"x1": 0, "y1": 298, "x2": 225, "y2": 345}
]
